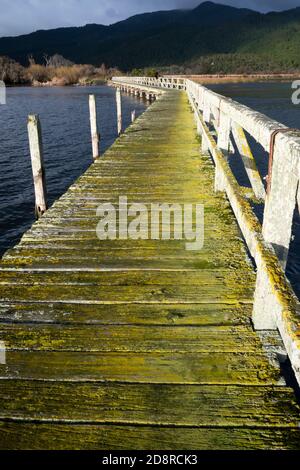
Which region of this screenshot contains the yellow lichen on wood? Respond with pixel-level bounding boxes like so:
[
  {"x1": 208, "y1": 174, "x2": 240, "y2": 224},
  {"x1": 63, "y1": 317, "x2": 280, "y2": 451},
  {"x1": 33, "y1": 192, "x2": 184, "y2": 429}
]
[{"x1": 0, "y1": 91, "x2": 299, "y2": 450}]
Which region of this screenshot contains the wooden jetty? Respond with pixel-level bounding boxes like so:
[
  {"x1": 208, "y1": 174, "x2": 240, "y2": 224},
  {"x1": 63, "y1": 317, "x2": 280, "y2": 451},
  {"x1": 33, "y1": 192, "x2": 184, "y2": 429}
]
[{"x1": 0, "y1": 77, "x2": 299, "y2": 449}]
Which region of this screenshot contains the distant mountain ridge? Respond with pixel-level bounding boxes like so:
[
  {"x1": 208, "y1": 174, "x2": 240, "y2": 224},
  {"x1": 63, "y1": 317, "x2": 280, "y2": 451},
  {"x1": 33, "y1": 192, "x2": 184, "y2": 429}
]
[{"x1": 0, "y1": 1, "x2": 300, "y2": 70}]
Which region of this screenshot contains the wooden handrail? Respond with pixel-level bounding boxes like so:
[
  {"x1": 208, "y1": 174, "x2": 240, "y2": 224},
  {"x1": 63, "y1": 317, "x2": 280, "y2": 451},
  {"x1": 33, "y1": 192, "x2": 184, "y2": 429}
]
[{"x1": 186, "y1": 78, "x2": 300, "y2": 268}]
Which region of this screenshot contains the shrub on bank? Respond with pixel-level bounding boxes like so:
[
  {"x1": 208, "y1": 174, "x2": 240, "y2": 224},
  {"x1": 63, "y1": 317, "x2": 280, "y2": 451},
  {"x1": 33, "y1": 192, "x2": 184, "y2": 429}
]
[
  {"x1": 27, "y1": 64, "x2": 51, "y2": 83},
  {"x1": 0, "y1": 56, "x2": 28, "y2": 84}
]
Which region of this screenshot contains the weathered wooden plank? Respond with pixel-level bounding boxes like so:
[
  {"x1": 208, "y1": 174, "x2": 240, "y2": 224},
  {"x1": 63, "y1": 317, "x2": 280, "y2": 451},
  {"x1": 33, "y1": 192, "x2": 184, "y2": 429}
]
[
  {"x1": 3, "y1": 239, "x2": 250, "y2": 254},
  {"x1": 28, "y1": 219, "x2": 236, "y2": 232},
  {"x1": 0, "y1": 325, "x2": 260, "y2": 353},
  {"x1": 2, "y1": 241, "x2": 251, "y2": 270},
  {"x1": 19, "y1": 223, "x2": 242, "y2": 239},
  {"x1": 5, "y1": 231, "x2": 251, "y2": 247},
  {"x1": 0, "y1": 257, "x2": 249, "y2": 271},
  {"x1": 0, "y1": 382, "x2": 298, "y2": 428},
  {"x1": 39, "y1": 218, "x2": 204, "y2": 233},
  {"x1": 35, "y1": 200, "x2": 233, "y2": 214},
  {"x1": 0, "y1": 351, "x2": 280, "y2": 384},
  {"x1": 1, "y1": 422, "x2": 299, "y2": 450},
  {"x1": 0, "y1": 283, "x2": 254, "y2": 303},
  {"x1": 40, "y1": 206, "x2": 232, "y2": 221},
  {"x1": 0, "y1": 269, "x2": 255, "y2": 288},
  {"x1": 0, "y1": 302, "x2": 251, "y2": 326},
  {"x1": 16, "y1": 247, "x2": 238, "y2": 266}
]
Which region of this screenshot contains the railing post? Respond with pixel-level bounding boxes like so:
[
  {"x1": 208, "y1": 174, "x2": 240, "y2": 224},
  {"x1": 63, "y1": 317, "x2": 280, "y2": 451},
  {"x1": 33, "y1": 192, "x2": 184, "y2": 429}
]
[
  {"x1": 253, "y1": 138, "x2": 299, "y2": 331},
  {"x1": 201, "y1": 132, "x2": 210, "y2": 155},
  {"x1": 231, "y1": 122, "x2": 265, "y2": 200},
  {"x1": 27, "y1": 115, "x2": 47, "y2": 219},
  {"x1": 203, "y1": 98, "x2": 211, "y2": 124},
  {"x1": 262, "y1": 141, "x2": 298, "y2": 269},
  {"x1": 116, "y1": 88, "x2": 122, "y2": 135},
  {"x1": 252, "y1": 261, "x2": 279, "y2": 330},
  {"x1": 215, "y1": 111, "x2": 231, "y2": 192},
  {"x1": 89, "y1": 94, "x2": 100, "y2": 160}
]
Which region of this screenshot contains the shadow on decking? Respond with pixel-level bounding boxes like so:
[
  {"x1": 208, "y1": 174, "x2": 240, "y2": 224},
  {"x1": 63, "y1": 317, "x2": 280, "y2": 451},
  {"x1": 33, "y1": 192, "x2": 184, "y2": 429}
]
[{"x1": 281, "y1": 358, "x2": 300, "y2": 404}]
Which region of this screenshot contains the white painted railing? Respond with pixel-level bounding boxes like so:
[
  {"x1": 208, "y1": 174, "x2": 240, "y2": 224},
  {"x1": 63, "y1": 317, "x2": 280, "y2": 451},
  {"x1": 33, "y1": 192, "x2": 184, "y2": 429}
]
[
  {"x1": 186, "y1": 78, "x2": 300, "y2": 383},
  {"x1": 186, "y1": 79, "x2": 300, "y2": 265},
  {"x1": 112, "y1": 76, "x2": 186, "y2": 90},
  {"x1": 112, "y1": 76, "x2": 300, "y2": 384}
]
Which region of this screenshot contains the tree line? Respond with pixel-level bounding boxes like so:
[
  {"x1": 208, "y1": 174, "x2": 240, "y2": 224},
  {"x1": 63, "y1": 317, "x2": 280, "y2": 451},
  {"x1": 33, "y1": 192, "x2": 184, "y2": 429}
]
[{"x1": 1, "y1": 52, "x2": 298, "y2": 86}]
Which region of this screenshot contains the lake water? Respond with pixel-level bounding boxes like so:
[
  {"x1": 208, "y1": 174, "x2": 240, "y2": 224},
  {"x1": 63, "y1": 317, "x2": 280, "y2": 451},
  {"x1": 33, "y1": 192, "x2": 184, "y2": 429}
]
[
  {"x1": 0, "y1": 82, "x2": 299, "y2": 298},
  {"x1": 209, "y1": 82, "x2": 300, "y2": 298},
  {"x1": 0, "y1": 85, "x2": 146, "y2": 254}
]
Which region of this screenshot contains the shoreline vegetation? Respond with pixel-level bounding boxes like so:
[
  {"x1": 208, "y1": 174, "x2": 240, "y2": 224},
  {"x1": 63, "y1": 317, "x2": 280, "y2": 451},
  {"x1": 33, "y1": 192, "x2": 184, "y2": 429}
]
[
  {"x1": 0, "y1": 54, "x2": 123, "y2": 87},
  {"x1": 0, "y1": 54, "x2": 299, "y2": 88}
]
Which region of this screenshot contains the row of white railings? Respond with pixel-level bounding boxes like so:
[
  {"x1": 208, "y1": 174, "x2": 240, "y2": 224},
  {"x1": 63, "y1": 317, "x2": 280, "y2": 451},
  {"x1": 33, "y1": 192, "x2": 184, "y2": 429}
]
[{"x1": 187, "y1": 78, "x2": 300, "y2": 385}]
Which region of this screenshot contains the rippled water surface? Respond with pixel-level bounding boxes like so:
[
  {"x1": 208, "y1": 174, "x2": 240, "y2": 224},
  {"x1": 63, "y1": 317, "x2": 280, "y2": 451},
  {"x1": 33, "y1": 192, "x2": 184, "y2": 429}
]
[
  {"x1": 0, "y1": 85, "x2": 146, "y2": 254},
  {"x1": 209, "y1": 82, "x2": 300, "y2": 297}
]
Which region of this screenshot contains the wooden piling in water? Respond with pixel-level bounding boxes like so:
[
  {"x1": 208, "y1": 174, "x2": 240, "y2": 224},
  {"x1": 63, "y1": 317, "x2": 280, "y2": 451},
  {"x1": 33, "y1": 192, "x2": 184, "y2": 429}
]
[
  {"x1": 89, "y1": 94, "x2": 100, "y2": 160},
  {"x1": 116, "y1": 88, "x2": 122, "y2": 135},
  {"x1": 27, "y1": 114, "x2": 47, "y2": 219}
]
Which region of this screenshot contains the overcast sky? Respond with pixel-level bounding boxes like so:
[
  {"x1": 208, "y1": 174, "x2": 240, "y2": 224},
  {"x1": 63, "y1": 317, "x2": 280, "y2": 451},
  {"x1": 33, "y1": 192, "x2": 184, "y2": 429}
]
[{"x1": 0, "y1": 0, "x2": 299, "y2": 37}]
